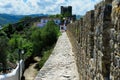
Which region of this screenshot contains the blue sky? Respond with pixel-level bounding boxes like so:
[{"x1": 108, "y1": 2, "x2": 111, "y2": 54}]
[{"x1": 0, "y1": 0, "x2": 101, "y2": 15}]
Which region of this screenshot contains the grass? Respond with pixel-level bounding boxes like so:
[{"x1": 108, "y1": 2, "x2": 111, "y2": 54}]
[
  {"x1": 38, "y1": 31, "x2": 60, "y2": 69},
  {"x1": 39, "y1": 47, "x2": 53, "y2": 69},
  {"x1": 58, "y1": 31, "x2": 62, "y2": 36}
]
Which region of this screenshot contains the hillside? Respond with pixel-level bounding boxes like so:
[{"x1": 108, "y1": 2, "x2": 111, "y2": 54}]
[
  {"x1": 0, "y1": 14, "x2": 48, "y2": 25},
  {"x1": 0, "y1": 14, "x2": 23, "y2": 25}
]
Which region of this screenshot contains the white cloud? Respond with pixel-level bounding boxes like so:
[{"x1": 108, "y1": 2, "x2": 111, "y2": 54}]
[{"x1": 0, "y1": 0, "x2": 101, "y2": 15}]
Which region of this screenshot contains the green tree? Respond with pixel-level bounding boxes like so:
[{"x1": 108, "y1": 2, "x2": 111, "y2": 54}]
[
  {"x1": 8, "y1": 34, "x2": 20, "y2": 63},
  {"x1": 2, "y1": 24, "x2": 15, "y2": 38},
  {"x1": 8, "y1": 34, "x2": 33, "y2": 62},
  {"x1": 22, "y1": 40, "x2": 33, "y2": 59},
  {"x1": 31, "y1": 28, "x2": 42, "y2": 56},
  {"x1": 16, "y1": 23, "x2": 24, "y2": 31},
  {"x1": 19, "y1": 16, "x2": 32, "y2": 22},
  {"x1": 0, "y1": 35, "x2": 8, "y2": 73},
  {"x1": 41, "y1": 20, "x2": 59, "y2": 47},
  {"x1": 49, "y1": 14, "x2": 63, "y2": 19},
  {"x1": 55, "y1": 14, "x2": 63, "y2": 19}
]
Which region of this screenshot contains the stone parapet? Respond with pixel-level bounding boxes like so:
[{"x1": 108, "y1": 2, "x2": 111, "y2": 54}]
[{"x1": 67, "y1": 0, "x2": 120, "y2": 80}]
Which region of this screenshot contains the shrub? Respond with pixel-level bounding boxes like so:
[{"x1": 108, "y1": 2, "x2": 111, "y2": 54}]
[
  {"x1": 39, "y1": 48, "x2": 53, "y2": 69},
  {"x1": 41, "y1": 20, "x2": 59, "y2": 47},
  {"x1": 31, "y1": 28, "x2": 43, "y2": 56},
  {"x1": 0, "y1": 35, "x2": 8, "y2": 73},
  {"x1": 8, "y1": 34, "x2": 33, "y2": 63},
  {"x1": 2, "y1": 24, "x2": 15, "y2": 38}
]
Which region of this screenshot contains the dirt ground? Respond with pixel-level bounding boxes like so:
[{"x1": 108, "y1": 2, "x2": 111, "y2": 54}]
[{"x1": 23, "y1": 57, "x2": 40, "y2": 80}]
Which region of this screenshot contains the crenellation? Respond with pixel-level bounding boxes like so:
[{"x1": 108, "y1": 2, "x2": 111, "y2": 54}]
[{"x1": 67, "y1": 0, "x2": 120, "y2": 80}]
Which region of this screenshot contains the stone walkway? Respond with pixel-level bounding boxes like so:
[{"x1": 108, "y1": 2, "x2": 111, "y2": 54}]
[{"x1": 34, "y1": 32, "x2": 79, "y2": 80}]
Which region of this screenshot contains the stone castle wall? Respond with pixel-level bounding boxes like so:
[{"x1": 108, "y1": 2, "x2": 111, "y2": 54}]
[{"x1": 67, "y1": 0, "x2": 120, "y2": 80}]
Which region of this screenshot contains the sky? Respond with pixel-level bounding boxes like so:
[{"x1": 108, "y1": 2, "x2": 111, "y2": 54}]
[{"x1": 0, "y1": 0, "x2": 101, "y2": 15}]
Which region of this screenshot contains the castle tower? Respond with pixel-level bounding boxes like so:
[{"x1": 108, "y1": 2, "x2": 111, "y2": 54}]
[
  {"x1": 61, "y1": 6, "x2": 72, "y2": 17},
  {"x1": 104, "y1": 0, "x2": 113, "y2": 4}
]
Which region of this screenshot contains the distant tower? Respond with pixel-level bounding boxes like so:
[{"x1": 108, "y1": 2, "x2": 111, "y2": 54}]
[
  {"x1": 61, "y1": 6, "x2": 72, "y2": 17},
  {"x1": 104, "y1": 0, "x2": 113, "y2": 4}
]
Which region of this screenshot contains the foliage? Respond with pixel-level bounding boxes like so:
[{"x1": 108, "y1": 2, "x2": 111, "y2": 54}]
[
  {"x1": 31, "y1": 28, "x2": 42, "y2": 56},
  {"x1": 19, "y1": 16, "x2": 32, "y2": 22},
  {"x1": 16, "y1": 23, "x2": 24, "y2": 31},
  {"x1": 8, "y1": 35, "x2": 18, "y2": 63},
  {"x1": 39, "y1": 47, "x2": 53, "y2": 69},
  {"x1": 2, "y1": 24, "x2": 15, "y2": 38},
  {"x1": 55, "y1": 14, "x2": 63, "y2": 18},
  {"x1": 0, "y1": 35, "x2": 8, "y2": 73},
  {"x1": 22, "y1": 41, "x2": 33, "y2": 59},
  {"x1": 31, "y1": 20, "x2": 59, "y2": 56},
  {"x1": 49, "y1": 14, "x2": 63, "y2": 19},
  {"x1": 41, "y1": 20, "x2": 59, "y2": 47},
  {"x1": 0, "y1": 19, "x2": 60, "y2": 73},
  {"x1": 0, "y1": 14, "x2": 24, "y2": 25},
  {"x1": 38, "y1": 20, "x2": 59, "y2": 68},
  {"x1": 0, "y1": 30, "x2": 7, "y2": 36},
  {"x1": 8, "y1": 34, "x2": 33, "y2": 63}
]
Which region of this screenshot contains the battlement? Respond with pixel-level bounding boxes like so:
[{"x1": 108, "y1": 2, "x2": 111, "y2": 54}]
[{"x1": 67, "y1": 0, "x2": 120, "y2": 80}]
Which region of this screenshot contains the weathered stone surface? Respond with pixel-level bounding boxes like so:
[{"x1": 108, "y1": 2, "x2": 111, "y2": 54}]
[
  {"x1": 110, "y1": 0, "x2": 120, "y2": 80},
  {"x1": 67, "y1": 0, "x2": 120, "y2": 80},
  {"x1": 34, "y1": 32, "x2": 79, "y2": 80}
]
